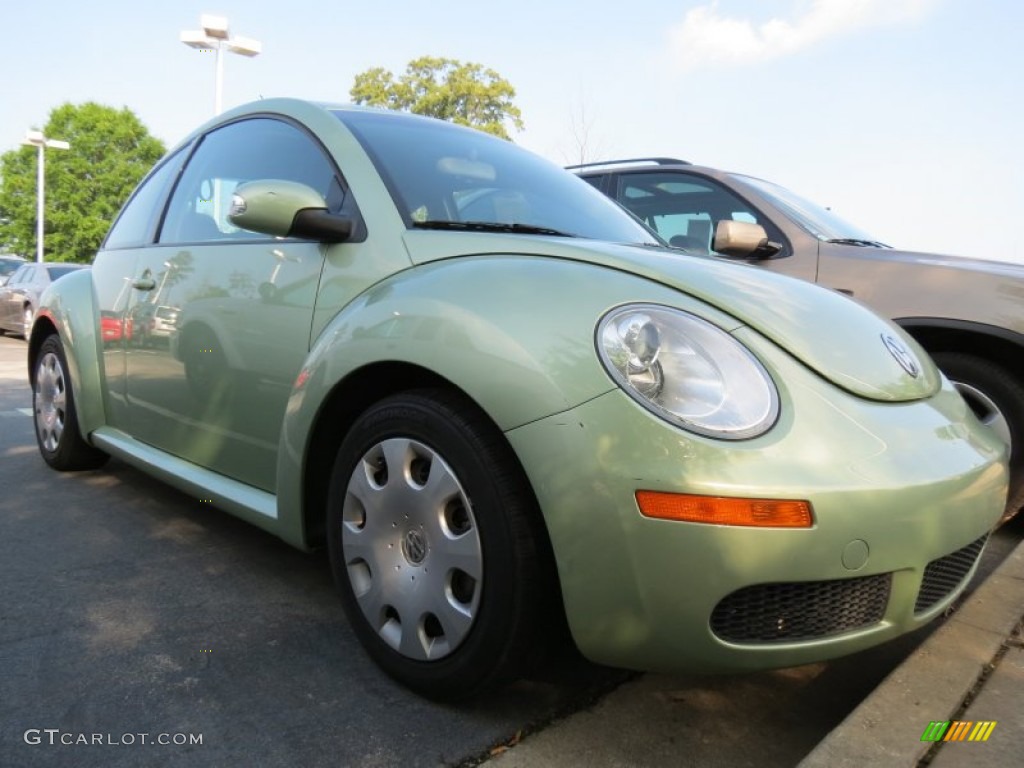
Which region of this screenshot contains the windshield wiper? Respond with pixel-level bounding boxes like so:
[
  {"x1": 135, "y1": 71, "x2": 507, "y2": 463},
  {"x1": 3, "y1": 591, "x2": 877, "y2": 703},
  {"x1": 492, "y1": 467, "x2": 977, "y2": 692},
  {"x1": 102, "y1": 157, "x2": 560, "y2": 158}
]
[
  {"x1": 827, "y1": 238, "x2": 891, "y2": 248},
  {"x1": 412, "y1": 220, "x2": 575, "y2": 237}
]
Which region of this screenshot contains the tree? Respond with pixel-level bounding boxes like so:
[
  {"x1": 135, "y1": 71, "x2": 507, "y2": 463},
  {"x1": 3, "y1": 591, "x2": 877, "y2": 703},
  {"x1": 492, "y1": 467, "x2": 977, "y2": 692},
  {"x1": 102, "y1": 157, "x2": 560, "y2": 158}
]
[
  {"x1": 563, "y1": 94, "x2": 608, "y2": 167},
  {"x1": 0, "y1": 102, "x2": 165, "y2": 263},
  {"x1": 350, "y1": 56, "x2": 524, "y2": 140}
]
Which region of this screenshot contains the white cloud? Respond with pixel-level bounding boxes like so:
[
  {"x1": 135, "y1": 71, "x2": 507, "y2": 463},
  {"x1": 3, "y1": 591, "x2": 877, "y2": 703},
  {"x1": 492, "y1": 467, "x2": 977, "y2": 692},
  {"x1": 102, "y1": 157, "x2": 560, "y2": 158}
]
[{"x1": 670, "y1": 0, "x2": 938, "y2": 71}]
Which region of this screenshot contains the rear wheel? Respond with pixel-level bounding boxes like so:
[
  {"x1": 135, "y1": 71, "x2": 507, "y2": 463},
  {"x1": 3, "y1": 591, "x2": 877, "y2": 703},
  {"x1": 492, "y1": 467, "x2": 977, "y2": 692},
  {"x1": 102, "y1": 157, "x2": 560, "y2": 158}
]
[
  {"x1": 327, "y1": 389, "x2": 553, "y2": 700},
  {"x1": 33, "y1": 334, "x2": 109, "y2": 471},
  {"x1": 934, "y1": 352, "x2": 1024, "y2": 523}
]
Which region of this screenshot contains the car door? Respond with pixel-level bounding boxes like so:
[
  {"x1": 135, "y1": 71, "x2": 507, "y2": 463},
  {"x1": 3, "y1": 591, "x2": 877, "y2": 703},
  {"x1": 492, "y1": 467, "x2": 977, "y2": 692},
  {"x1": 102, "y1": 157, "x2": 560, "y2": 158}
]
[
  {"x1": 124, "y1": 117, "x2": 346, "y2": 492},
  {"x1": 2, "y1": 265, "x2": 34, "y2": 329},
  {"x1": 94, "y1": 146, "x2": 191, "y2": 429},
  {"x1": 0, "y1": 265, "x2": 22, "y2": 326}
]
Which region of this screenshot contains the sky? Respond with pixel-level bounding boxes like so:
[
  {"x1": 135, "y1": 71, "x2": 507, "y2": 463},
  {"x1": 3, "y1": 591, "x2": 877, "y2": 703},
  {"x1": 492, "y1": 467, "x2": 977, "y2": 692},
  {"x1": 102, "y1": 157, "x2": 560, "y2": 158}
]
[{"x1": 2, "y1": 0, "x2": 1022, "y2": 263}]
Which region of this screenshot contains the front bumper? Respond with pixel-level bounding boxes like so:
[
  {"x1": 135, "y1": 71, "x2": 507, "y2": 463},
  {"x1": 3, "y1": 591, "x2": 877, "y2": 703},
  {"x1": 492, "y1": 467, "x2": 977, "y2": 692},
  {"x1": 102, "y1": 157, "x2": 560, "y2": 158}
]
[{"x1": 506, "y1": 333, "x2": 1007, "y2": 673}]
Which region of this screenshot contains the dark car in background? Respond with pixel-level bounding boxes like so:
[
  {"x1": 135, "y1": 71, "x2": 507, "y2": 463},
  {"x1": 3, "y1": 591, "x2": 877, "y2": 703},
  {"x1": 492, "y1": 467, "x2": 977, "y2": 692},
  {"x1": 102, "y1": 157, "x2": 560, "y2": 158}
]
[
  {"x1": 574, "y1": 158, "x2": 1024, "y2": 521},
  {"x1": 0, "y1": 255, "x2": 27, "y2": 286},
  {"x1": 0, "y1": 262, "x2": 88, "y2": 338}
]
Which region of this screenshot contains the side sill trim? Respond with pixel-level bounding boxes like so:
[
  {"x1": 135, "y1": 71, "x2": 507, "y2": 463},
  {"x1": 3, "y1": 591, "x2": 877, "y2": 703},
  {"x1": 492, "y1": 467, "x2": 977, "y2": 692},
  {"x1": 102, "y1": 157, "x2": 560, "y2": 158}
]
[{"x1": 90, "y1": 426, "x2": 279, "y2": 533}]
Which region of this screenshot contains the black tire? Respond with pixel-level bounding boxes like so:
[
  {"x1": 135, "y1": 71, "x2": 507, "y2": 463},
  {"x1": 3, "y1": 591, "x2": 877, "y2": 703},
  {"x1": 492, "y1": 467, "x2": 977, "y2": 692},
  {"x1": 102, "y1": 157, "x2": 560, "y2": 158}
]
[
  {"x1": 933, "y1": 352, "x2": 1024, "y2": 523},
  {"x1": 32, "y1": 334, "x2": 109, "y2": 471},
  {"x1": 327, "y1": 389, "x2": 553, "y2": 700}
]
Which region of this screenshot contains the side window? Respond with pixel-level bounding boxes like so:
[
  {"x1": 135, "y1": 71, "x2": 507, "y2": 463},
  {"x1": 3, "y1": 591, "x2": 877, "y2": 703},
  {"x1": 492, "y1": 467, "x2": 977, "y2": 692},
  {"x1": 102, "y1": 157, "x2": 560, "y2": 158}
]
[
  {"x1": 580, "y1": 175, "x2": 605, "y2": 191},
  {"x1": 104, "y1": 146, "x2": 189, "y2": 250},
  {"x1": 159, "y1": 118, "x2": 341, "y2": 245},
  {"x1": 617, "y1": 172, "x2": 768, "y2": 255}
]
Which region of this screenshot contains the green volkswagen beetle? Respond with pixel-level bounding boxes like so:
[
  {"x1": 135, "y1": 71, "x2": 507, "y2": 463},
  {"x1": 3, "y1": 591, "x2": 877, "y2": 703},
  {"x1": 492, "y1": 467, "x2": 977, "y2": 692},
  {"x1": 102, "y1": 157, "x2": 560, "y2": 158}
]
[{"x1": 29, "y1": 99, "x2": 1007, "y2": 700}]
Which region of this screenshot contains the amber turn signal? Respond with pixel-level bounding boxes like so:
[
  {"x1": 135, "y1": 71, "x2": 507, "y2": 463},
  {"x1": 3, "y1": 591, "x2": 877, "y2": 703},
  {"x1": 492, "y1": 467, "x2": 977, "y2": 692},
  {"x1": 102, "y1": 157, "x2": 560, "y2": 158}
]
[{"x1": 635, "y1": 490, "x2": 813, "y2": 528}]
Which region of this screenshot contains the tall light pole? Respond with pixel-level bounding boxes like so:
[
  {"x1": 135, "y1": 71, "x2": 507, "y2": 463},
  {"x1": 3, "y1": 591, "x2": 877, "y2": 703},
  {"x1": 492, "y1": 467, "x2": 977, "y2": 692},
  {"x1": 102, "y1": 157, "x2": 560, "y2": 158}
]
[
  {"x1": 22, "y1": 130, "x2": 70, "y2": 264},
  {"x1": 180, "y1": 14, "x2": 261, "y2": 115}
]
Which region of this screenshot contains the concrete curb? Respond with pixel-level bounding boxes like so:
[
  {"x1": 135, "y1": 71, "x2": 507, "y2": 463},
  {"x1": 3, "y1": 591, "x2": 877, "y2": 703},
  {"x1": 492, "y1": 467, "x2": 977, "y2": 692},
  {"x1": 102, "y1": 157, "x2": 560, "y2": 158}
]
[{"x1": 798, "y1": 535, "x2": 1024, "y2": 767}]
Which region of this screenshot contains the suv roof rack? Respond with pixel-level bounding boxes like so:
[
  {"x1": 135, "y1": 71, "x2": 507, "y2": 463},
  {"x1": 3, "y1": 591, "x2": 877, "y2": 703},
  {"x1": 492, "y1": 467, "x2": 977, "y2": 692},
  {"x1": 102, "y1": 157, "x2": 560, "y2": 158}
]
[{"x1": 565, "y1": 157, "x2": 691, "y2": 171}]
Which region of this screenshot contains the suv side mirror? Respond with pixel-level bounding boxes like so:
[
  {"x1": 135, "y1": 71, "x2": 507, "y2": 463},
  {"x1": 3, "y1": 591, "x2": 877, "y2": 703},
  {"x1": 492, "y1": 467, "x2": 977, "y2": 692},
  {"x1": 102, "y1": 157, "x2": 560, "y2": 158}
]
[
  {"x1": 713, "y1": 220, "x2": 781, "y2": 259},
  {"x1": 228, "y1": 180, "x2": 352, "y2": 243}
]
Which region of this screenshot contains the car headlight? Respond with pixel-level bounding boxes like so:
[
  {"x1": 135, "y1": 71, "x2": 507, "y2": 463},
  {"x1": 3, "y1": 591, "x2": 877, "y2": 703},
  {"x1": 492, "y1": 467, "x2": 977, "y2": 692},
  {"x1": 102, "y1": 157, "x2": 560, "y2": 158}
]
[{"x1": 597, "y1": 304, "x2": 779, "y2": 440}]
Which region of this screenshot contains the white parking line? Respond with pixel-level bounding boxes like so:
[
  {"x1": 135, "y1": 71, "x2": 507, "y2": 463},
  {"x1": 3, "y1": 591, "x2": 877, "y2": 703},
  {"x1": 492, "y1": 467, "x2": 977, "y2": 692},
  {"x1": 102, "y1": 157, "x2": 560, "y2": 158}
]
[{"x1": 0, "y1": 408, "x2": 32, "y2": 418}]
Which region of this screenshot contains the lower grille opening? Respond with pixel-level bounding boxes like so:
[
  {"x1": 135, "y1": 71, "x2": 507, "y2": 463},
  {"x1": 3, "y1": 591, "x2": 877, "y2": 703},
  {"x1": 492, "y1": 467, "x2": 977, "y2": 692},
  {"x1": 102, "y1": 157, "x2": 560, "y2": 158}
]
[
  {"x1": 914, "y1": 534, "x2": 988, "y2": 615},
  {"x1": 710, "y1": 573, "x2": 892, "y2": 643}
]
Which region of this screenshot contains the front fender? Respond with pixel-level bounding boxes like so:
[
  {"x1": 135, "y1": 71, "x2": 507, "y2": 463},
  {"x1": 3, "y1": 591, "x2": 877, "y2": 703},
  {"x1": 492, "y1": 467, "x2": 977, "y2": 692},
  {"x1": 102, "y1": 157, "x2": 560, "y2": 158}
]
[
  {"x1": 29, "y1": 269, "x2": 106, "y2": 440},
  {"x1": 274, "y1": 254, "x2": 744, "y2": 545}
]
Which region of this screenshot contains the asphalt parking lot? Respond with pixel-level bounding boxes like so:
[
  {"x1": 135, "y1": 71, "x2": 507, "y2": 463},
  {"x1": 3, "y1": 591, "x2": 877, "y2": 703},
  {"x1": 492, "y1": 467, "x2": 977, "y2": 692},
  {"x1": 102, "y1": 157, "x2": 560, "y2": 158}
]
[
  {"x1": 1, "y1": 333, "x2": 1019, "y2": 767},
  {"x1": 0, "y1": 335, "x2": 630, "y2": 767}
]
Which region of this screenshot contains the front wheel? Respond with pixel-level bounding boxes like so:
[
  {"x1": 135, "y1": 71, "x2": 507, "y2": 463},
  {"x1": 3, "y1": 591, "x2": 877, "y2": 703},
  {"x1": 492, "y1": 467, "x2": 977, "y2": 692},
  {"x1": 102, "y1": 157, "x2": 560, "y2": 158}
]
[
  {"x1": 33, "y1": 334, "x2": 109, "y2": 471},
  {"x1": 933, "y1": 352, "x2": 1024, "y2": 523},
  {"x1": 327, "y1": 390, "x2": 554, "y2": 700}
]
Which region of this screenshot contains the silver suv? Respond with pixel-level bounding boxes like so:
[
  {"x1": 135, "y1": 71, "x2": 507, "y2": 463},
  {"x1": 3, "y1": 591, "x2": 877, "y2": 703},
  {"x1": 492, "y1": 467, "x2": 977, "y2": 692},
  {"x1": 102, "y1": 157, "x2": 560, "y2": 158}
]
[{"x1": 575, "y1": 158, "x2": 1024, "y2": 521}]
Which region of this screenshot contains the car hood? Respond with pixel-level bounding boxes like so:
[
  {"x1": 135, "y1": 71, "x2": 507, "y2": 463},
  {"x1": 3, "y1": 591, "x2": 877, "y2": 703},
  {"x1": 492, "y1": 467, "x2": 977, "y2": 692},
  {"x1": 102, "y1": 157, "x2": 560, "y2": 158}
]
[{"x1": 404, "y1": 231, "x2": 941, "y2": 402}]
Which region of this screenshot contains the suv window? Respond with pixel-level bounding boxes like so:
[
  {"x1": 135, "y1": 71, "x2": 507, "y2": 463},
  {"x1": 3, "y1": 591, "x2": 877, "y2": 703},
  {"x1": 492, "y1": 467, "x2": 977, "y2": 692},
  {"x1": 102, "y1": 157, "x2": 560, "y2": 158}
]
[
  {"x1": 159, "y1": 118, "x2": 343, "y2": 245},
  {"x1": 616, "y1": 172, "x2": 774, "y2": 255}
]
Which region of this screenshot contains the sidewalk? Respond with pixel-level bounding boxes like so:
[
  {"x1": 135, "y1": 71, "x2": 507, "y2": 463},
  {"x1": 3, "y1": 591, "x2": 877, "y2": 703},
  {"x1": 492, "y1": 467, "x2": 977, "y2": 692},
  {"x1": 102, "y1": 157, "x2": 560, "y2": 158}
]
[{"x1": 800, "y1": 534, "x2": 1024, "y2": 768}]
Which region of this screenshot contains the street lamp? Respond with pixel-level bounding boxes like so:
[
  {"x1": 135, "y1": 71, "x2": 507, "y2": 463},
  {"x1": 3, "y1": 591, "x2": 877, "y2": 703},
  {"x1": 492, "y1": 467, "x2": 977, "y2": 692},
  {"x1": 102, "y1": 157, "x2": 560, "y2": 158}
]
[
  {"x1": 180, "y1": 14, "x2": 261, "y2": 115},
  {"x1": 22, "y1": 130, "x2": 70, "y2": 264}
]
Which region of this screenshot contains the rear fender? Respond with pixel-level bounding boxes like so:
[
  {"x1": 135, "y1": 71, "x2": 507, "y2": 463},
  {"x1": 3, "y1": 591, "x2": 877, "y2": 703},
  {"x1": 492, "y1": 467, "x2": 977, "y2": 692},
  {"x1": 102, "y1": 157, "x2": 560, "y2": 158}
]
[{"x1": 29, "y1": 270, "x2": 106, "y2": 440}]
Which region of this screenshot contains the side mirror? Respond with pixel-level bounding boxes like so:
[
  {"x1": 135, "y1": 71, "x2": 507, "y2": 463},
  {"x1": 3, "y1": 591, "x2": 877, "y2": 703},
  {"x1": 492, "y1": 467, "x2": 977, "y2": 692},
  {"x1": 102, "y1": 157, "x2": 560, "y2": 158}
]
[
  {"x1": 228, "y1": 180, "x2": 352, "y2": 242},
  {"x1": 713, "y1": 220, "x2": 782, "y2": 259}
]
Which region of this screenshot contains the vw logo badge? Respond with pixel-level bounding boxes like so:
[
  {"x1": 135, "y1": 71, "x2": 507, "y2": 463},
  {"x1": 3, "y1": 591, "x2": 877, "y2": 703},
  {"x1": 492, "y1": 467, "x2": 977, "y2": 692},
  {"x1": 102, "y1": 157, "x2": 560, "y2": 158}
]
[
  {"x1": 402, "y1": 528, "x2": 428, "y2": 565},
  {"x1": 882, "y1": 334, "x2": 920, "y2": 378}
]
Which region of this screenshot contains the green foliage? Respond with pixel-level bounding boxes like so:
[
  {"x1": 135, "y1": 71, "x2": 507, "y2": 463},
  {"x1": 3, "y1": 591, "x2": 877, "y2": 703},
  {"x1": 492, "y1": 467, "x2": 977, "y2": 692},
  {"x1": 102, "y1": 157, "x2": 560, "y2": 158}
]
[
  {"x1": 350, "y1": 56, "x2": 524, "y2": 140},
  {"x1": 0, "y1": 102, "x2": 165, "y2": 263}
]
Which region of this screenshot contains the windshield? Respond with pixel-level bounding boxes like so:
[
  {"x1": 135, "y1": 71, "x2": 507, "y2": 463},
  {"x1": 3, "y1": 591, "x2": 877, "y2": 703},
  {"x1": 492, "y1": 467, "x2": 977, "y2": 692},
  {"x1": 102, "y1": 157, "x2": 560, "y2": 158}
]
[
  {"x1": 733, "y1": 174, "x2": 886, "y2": 245},
  {"x1": 336, "y1": 110, "x2": 659, "y2": 245},
  {"x1": 0, "y1": 260, "x2": 24, "y2": 277}
]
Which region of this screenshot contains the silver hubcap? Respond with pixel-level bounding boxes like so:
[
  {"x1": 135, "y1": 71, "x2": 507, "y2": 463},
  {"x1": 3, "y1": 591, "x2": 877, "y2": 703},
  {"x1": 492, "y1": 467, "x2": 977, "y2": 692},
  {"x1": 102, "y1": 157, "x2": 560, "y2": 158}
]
[
  {"x1": 35, "y1": 351, "x2": 67, "y2": 452},
  {"x1": 342, "y1": 438, "x2": 482, "y2": 661},
  {"x1": 952, "y1": 380, "x2": 1012, "y2": 449}
]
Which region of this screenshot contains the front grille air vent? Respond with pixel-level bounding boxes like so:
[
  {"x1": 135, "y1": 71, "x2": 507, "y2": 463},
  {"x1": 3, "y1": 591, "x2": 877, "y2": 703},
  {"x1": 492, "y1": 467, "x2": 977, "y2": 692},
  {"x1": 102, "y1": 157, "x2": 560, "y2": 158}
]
[
  {"x1": 710, "y1": 573, "x2": 892, "y2": 643},
  {"x1": 914, "y1": 535, "x2": 988, "y2": 615}
]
